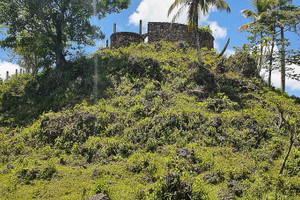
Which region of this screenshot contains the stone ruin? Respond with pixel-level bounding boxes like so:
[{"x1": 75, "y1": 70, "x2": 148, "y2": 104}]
[
  {"x1": 110, "y1": 32, "x2": 144, "y2": 48},
  {"x1": 110, "y1": 21, "x2": 214, "y2": 50}
]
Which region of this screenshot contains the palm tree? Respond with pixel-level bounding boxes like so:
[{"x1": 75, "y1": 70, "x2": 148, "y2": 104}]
[
  {"x1": 277, "y1": 0, "x2": 298, "y2": 92},
  {"x1": 240, "y1": 0, "x2": 298, "y2": 92},
  {"x1": 238, "y1": 0, "x2": 276, "y2": 81},
  {"x1": 168, "y1": 0, "x2": 231, "y2": 67}
]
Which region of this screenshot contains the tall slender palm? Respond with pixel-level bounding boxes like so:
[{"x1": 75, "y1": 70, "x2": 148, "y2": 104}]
[
  {"x1": 238, "y1": 0, "x2": 276, "y2": 79},
  {"x1": 168, "y1": 0, "x2": 231, "y2": 66},
  {"x1": 277, "y1": 0, "x2": 297, "y2": 92},
  {"x1": 240, "y1": 0, "x2": 298, "y2": 92}
]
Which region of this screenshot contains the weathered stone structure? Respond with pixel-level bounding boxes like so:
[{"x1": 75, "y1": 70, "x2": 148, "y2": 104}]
[
  {"x1": 110, "y1": 32, "x2": 144, "y2": 48},
  {"x1": 110, "y1": 22, "x2": 214, "y2": 49},
  {"x1": 148, "y1": 22, "x2": 214, "y2": 50}
]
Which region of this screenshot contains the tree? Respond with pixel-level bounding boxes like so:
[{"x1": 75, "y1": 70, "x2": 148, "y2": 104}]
[
  {"x1": 8, "y1": 41, "x2": 49, "y2": 74},
  {"x1": 276, "y1": 0, "x2": 299, "y2": 92},
  {"x1": 168, "y1": 0, "x2": 231, "y2": 66},
  {"x1": 0, "y1": 0, "x2": 130, "y2": 67},
  {"x1": 239, "y1": 0, "x2": 300, "y2": 92},
  {"x1": 238, "y1": 0, "x2": 277, "y2": 84},
  {"x1": 286, "y1": 50, "x2": 300, "y2": 81}
]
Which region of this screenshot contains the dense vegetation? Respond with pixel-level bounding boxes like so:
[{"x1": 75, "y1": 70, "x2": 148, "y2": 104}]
[
  {"x1": 0, "y1": 42, "x2": 299, "y2": 199},
  {"x1": 239, "y1": 0, "x2": 300, "y2": 92}
]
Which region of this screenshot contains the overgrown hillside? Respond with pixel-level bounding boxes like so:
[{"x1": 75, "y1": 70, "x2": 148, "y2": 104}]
[{"x1": 0, "y1": 42, "x2": 299, "y2": 200}]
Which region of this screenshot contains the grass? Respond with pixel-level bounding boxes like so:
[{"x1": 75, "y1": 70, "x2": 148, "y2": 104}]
[{"x1": 0, "y1": 41, "x2": 299, "y2": 199}]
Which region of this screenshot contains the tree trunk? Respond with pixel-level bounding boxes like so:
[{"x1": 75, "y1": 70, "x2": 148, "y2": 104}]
[
  {"x1": 280, "y1": 26, "x2": 285, "y2": 92},
  {"x1": 195, "y1": 29, "x2": 203, "y2": 66},
  {"x1": 218, "y1": 37, "x2": 230, "y2": 58},
  {"x1": 268, "y1": 66, "x2": 272, "y2": 86},
  {"x1": 55, "y1": 50, "x2": 66, "y2": 66},
  {"x1": 258, "y1": 31, "x2": 264, "y2": 72},
  {"x1": 279, "y1": 125, "x2": 296, "y2": 174},
  {"x1": 268, "y1": 24, "x2": 276, "y2": 86},
  {"x1": 55, "y1": 9, "x2": 67, "y2": 67}
]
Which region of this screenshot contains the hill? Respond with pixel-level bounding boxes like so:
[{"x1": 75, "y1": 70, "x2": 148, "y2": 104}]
[{"x1": 0, "y1": 42, "x2": 299, "y2": 199}]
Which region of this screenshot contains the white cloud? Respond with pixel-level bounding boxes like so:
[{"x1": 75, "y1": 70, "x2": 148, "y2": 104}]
[
  {"x1": 129, "y1": 0, "x2": 209, "y2": 30},
  {"x1": 260, "y1": 50, "x2": 300, "y2": 92},
  {"x1": 259, "y1": 45, "x2": 300, "y2": 92},
  {"x1": 283, "y1": 64, "x2": 300, "y2": 91},
  {"x1": 225, "y1": 49, "x2": 235, "y2": 56},
  {"x1": 286, "y1": 66, "x2": 300, "y2": 91},
  {"x1": 214, "y1": 41, "x2": 219, "y2": 50},
  {"x1": 208, "y1": 21, "x2": 227, "y2": 39},
  {"x1": 262, "y1": 64, "x2": 300, "y2": 91},
  {"x1": 0, "y1": 61, "x2": 21, "y2": 80}
]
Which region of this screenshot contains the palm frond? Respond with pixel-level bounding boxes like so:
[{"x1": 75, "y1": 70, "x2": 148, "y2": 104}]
[
  {"x1": 198, "y1": 0, "x2": 209, "y2": 15},
  {"x1": 238, "y1": 22, "x2": 255, "y2": 32},
  {"x1": 187, "y1": 0, "x2": 198, "y2": 31},
  {"x1": 210, "y1": 0, "x2": 231, "y2": 13},
  {"x1": 171, "y1": 5, "x2": 187, "y2": 23},
  {"x1": 241, "y1": 9, "x2": 257, "y2": 19},
  {"x1": 275, "y1": 21, "x2": 284, "y2": 28},
  {"x1": 167, "y1": 0, "x2": 187, "y2": 17},
  {"x1": 168, "y1": 1, "x2": 179, "y2": 17}
]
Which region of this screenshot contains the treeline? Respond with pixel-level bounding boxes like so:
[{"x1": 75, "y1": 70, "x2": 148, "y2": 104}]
[{"x1": 238, "y1": 0, "x2": 300, "y2": 92}]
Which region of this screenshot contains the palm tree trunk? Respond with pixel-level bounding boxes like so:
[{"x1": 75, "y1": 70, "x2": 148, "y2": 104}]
[
  {"x1": 258, "y1": 31, "x2": 264, "y2": 72},
  {"x1": 280, "y1": 26, "x2": 285, "y2": 92},
  {"x1": 268, "y1": 43, "x2": 274, "y2": 86},
  {"x1": 268, "y1": 27, "x2": 275, "y2": 86},
  {"x1": 195, "y1": 29, "x2": 202, "y2": 66},
  {"x1": 218, "y1": 38, "x2": 230, "y2": 58},
  {"x1": 279, "y1": 125, "x2": 295, "y2": 174}
]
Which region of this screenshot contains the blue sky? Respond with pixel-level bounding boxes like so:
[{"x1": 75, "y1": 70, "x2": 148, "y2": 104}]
[{"x1": 0, "y1": 0, "x2": 299, "y2": 97}]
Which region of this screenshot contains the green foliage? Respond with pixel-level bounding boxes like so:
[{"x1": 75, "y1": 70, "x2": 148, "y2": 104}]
[
  {"x1": 145, "y1": 172, "x2": 208, "y2": 200},
  {"x1": 0, "y1": 42, "x2": 299, "y2": 199},
  {"x1": 0, "y1": 0, "x2": 130, "y2": 66},
  {"x1": 199, "y1": 25, "x2": 213, "y2": 34},
  {"x1": 94, "y1": 178, "x2": 111, "y2": 196}
]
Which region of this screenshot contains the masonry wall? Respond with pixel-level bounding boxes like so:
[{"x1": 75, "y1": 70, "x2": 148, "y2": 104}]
[
  {"x1": 148, "y1": 22, "x2": 214, "y2": 50},
  {"x1": 110, "y1": 32, "x2": 144, "y2": 48}
]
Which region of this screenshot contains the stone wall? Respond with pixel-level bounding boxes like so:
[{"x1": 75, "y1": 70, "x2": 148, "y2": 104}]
[
  {"x1": 110, "y1": 32, "x2": 144, "y2": 48},
  {"x1": 147, "y1": 22, "x2": 214, "y2": 50}
]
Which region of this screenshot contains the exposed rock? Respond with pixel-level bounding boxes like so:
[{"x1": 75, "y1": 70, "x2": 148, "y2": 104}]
[
  {"x1": 216, "y1": 59, "x2": 227, "y2": 74},
  {"x1": 7, "y1": 163, "x2": 15, "y2": 170},
  {"x1": 178, "y1": 148, "x2": 194, "y2": 160},
  {"x1": 228, "y1": 53, "x2": 258, "y2": 78},
  {"x1": 155, "y1": 42, "x2": 162, "y2": 51},
  {"x1": 210, "y1": 116, "x2": 223, "y2": 128},
  {"x1": 192, "y1": 64, "x2": 216, "y2": 88},
  {"x1": 203, "y1": 171, "x2": 225, "y2": 185},
  {"x1": 86, "y1": 193, "x2": 109, "y2": 200},
  {"x1": 161, "y1": 172, "x2": 192, "y2": 199},
  {"x1": 177, "y1": 42, "x2": 187, "y2": 52},
  {"x1": 188, "y1": 86, "x2": 207, "y2": 98},
  {"x1": 226, "y1": 180, "x2": 245, "y2": 197}
]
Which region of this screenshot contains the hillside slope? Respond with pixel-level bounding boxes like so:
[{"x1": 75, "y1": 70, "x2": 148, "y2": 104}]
[{"x1": 0, "y1": 42, "x2": 299, "y2": 199}]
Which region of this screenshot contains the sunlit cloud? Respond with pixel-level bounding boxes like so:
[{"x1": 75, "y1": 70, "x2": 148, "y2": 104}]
[
  {"x1": 225, "y1": 49, "x2": 235, "y2": 56},
  {"x1": 265, "y1": 64, "x2": 300, "y2": 91},
  {"x1": 0, "y1": 60, "x2": 21, "y2": 80},
  {"x1": 260, "y1": 45, "x2": 300, "y2": 92}
]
